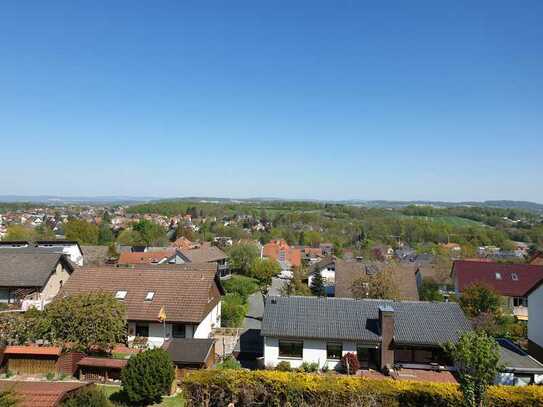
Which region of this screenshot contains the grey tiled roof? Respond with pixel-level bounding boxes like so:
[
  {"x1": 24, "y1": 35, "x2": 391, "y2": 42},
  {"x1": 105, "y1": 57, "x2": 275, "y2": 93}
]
[
  {"x1": 261, "y1": 296, "x2": 472, "y2": 346},
  {"x1": 0, "y1": 251, "x2": 72, "y2": 287},
  {"x1": 497, "y1": 338, "x2": 543, "y2": 372},
  {"x1": 163, "y1": 338, "x2": 214, "y2": 364}
]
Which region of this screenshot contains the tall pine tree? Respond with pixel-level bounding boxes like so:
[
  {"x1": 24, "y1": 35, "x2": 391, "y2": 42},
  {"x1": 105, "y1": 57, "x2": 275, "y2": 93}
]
[{"x1": 310, "y1": 268, "x2": 326, "y2": 297}]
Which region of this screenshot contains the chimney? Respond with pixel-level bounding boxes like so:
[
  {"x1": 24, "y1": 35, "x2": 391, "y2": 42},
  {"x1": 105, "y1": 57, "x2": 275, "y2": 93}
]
[{"x1": 379, "y1": 305, "x2": 394, "y2": 371}]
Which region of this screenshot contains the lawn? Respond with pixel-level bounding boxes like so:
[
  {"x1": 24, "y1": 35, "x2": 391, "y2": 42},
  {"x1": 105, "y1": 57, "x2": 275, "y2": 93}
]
[{"x1": 97, "y1": 384, "x2": 185, "y2": 406}]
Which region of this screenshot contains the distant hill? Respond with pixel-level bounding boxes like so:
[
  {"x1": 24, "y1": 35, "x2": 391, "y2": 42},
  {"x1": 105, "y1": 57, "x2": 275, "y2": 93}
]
[{"x1": 1, "y1": 196, "x2": 542, "y2": 214}]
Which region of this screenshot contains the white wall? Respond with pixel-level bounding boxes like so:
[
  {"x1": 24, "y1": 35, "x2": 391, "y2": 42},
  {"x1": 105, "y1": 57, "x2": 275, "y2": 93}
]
[
  {"x1": 529, "y1": 285, "x2": 543, "y2": 349},
  {"x1": 126, "y1": 302, "x2": 220, "y2": 348},
  {"x1": 264, "y1": 337, "x2": 355, "y2": 370},
  {"x1": 194, "y1": 302, "x2": 221, "y2": 338},
  {"x1": 307, "y1": 267, "x2": 336, "y2": 287}
]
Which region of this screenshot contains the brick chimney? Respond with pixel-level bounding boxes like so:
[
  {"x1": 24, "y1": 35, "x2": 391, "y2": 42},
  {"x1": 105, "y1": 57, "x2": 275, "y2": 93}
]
[{"x1": 379, "y1": 305, "x2": 394, "y2": 371}]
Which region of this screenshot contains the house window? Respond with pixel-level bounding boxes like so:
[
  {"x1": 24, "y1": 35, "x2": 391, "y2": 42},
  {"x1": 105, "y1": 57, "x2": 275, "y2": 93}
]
[
  {"x1": 278, "y1": 340, "x2": 303, "y2": 358},
  {"x1": 513, "y1": 297, "x2": 528, "y2": 307},
  {"x1": 511, "y1": 273, "x2": 518, "y2": 281},
  {"x1": 135, "y1": 323, "x2": 149, "y2": 337},
  {"x1": 115, "y1": 290, "x2": 127, "y2": 299},
  {"x1": 172, "y1": 324, "x2": 186, "y2": 338},
  {"x1": 326, "y1": 342, "x2": 343, "y2": 360},
  {"x1": 495, "y1": 273, "x2": 502, "y2": 280},
  {"x1": 145, "y1": 292, "x2": 155, "y2": 301}
]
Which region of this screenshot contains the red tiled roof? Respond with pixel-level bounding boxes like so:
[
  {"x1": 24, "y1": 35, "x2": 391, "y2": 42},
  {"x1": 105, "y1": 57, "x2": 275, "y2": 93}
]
[
  {"x1": 4, "y1": 346, "x2": 61, "y2": 356},
  {"x1": 77, "y1": 357, "x2": 127, "y2": 369},
  {"x1": 0, "y1": 381, "x2": 90, "y2": 407},
  {"x1": 263, "y1": 239, "x2": 301, "y2": 267},
  {"x1": 452, "y1": 260, "x2": 543, "y2": 297}
]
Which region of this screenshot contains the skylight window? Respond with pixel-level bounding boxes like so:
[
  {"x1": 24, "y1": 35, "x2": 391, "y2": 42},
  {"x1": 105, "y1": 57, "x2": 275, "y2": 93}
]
[
  {"x1": 495, "y1": 273, "x2": 502, "y2": 280},
  {"x1": 145, "y1": 292, "x2": 155, "y2": 301},
  {"x1": 115, "y1": 290, "x2": 127, "y2": 300},
  {"x1": 511, "y1": 273, "x2": 518, "y2": 281}
]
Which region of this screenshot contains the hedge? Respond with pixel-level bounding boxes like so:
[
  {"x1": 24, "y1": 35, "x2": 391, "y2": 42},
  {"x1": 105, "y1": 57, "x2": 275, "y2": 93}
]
[{"x1": 182, "y1": 369, "x2": 543, "y2": 407}]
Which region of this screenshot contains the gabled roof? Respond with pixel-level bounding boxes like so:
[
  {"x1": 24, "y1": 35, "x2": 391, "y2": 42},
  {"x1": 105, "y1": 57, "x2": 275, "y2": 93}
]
[
  {"x1": 162, "y1": 338, "x2": 215, "y2": 364},
  {"x1": 179, "y1": 244, "x2": 227, "y2": 263},
  {"x1": 262, "y1": 296, "x2": 471, "y2": 346},
  {"x1": 334, "y1": 259, "x2": 419, "y2": 301},
  {"x1": 452, "y1": 260, "x2": 543, "y2": 297},
  {"x1": 118, "y1": 249, "x2": 176, "y2": 265},
  {"x1": 0, "y1": 381, "x2": 90, "y2": 407},
  {"x1": 77, "y1": 357, "x2": 128, "y2": 369},
  {"x1": 0, "y1": 251, "x2": 73, "y2": 288},
  {"x1": 60, "y1": 266, "x2": 222, "y2": 323}
]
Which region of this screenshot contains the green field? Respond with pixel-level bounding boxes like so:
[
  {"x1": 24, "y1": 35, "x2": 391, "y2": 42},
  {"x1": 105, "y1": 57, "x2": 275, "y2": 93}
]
[{"x1": 400, "y1": 215, "x2": 484, "y2": 227}]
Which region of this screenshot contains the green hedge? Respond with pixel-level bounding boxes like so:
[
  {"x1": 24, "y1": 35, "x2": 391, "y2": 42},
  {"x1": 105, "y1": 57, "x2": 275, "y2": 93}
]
[{"x1": 182, "y1": 369, "x2": 543, "y2": 407}]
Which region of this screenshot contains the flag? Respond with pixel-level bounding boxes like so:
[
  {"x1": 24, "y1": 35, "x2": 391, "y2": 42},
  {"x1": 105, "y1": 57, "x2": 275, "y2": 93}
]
[{"x1": 158, "y1": 306, "x2": 167, "y2": 322}]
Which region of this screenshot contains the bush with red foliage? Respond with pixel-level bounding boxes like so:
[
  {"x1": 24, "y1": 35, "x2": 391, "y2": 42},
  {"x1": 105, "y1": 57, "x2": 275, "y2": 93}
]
[{"x1": 339, "y1": 352, "x2": 360, "y2": 374}]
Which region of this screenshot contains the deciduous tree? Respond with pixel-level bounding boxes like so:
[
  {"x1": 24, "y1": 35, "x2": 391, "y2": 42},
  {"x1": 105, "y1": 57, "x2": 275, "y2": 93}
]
[{"x1": 444, "y1": 331, "x2": 502, "y2": 407}]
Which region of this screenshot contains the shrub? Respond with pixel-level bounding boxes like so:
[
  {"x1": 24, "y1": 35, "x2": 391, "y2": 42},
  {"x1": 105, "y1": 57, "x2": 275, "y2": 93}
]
[
  {"x1": 221, "y1": 293, "x2": 248, "y2": 328},
  {"x1": 299, "y1": 362, "x2": 319, "y2": 373},
  {"x1": 275, "y1": 361, "x2": 292, "y2": 371},
  {"x1": 183, "y1": 369, "x2": 543, "y2": 407},
  {"x1": 216, "y1": 356, "x2": 242, "y2": 370},
  {"x1": 339, "y1": 352, "x2": 360, "y2": 374},
  {"x1": 0, "y1": 390, "x2": 19, "y2": 407},
  {"x1": 45, "y1": 371, "x2": 55, "y2": 381},
  {"x1": 61, "y1": 386, "x2": 112, "y2": 407},
  {"x1": 121, "y1": 348, "x2": 175, "y2": 405},
  {"x1": 222, "y1": 275, "x2": 259, "y2": 302}
]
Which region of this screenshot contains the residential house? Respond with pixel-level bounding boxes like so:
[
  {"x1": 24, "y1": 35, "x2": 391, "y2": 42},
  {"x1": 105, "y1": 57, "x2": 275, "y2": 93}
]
[
  {"x1": 263, "y1": 239, "x2": 301, "y2": 272},
  {"x1": 171, "y1": 236, "x2": 196, "y2": 250},
  {"x1": 526, "y1": 278, "x2": 543, "y2": 363},
  {"x1": 495, "y1": 338, "x2": 543, "y2": 385},
  {"x1": 60, "y1": 266, "x2": 224, "y2": 348},
  {"x1": 118, "y1": 248, "x2": 181, "y2": 265},
  {"x1": 178, "y1": 243, "x2": 229, "y2": 277},
  {"x1": 316, "y1": 258, "x2": 419, "y2": 300},
  {"x1": 261, "y1": 296, "x2": 471, "y2": 371},
  {"x1": 0, "y1": 240, "x2": 84, "y2": 266},
  {"x1": 0, "y1": 250, "x2": 74, "y2": 309},
  {"x1": 80, "y1": 245, "x2": 111, "y2": 266},
  {"x1": 452, "y1": 260, "x2": 543, "y2": 321}
]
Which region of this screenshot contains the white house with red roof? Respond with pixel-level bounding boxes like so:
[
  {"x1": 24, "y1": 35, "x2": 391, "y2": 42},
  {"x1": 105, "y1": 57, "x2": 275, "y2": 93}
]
[{"x1": 451, "y1": 260, "x2": 543, "y2": 320}]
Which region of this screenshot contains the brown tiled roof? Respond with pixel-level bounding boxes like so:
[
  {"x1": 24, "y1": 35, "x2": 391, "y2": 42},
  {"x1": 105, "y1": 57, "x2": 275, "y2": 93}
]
[
  {"x1": 81, "y1": 245, "x2": 110, "y2": 266},
  {"x1": 77, "y1": 357, "x2": 127, "y2": 369},
  {"x1": 60, "y1": 266, "x2": 222, "y2": 323},
  {"x1": 118, "y1": 249, "x2": 176, "y2": 265},
  {"x1": 4, "y1": 346, "x2": 61, "y2": 356},
  {"x1": 180, "y1": 244, "x2": 227, "y2": 263},
  {"x1": 334, "y1": 260, "x2": 419, "y2": 300},
  {"x1": 0, "y1": 380, "x2": 90, "y2": 407}
]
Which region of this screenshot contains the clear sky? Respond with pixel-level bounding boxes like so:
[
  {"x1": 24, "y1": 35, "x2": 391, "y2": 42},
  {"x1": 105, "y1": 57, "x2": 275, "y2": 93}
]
[{"x1": 1, "y1": 1, "x2": 542, "y2": 202}]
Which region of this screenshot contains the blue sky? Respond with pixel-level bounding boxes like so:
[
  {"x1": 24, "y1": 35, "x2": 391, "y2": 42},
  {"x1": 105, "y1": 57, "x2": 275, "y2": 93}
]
[{"x1": 1, "y1": 1, "x2": 542, "y2": 202}]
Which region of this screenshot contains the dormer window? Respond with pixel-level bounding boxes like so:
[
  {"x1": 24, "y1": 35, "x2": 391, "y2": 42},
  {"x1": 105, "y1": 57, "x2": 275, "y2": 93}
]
[
  {"x1": 145, "y1": 292, "x2": 155, "y2": 301},
  {"x1": 495, "y1": 273, "x2": 502, "y2": 280},
  {"x1": 115, "y1": 290, "x2": 127, "y2": 300},
  {"x1": 511, "y1": 273, "x2": 518, "y2": 281}
]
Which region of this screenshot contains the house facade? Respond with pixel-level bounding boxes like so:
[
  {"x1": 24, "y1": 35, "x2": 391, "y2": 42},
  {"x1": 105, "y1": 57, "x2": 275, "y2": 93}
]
[
  {"x1": 526, "y1": 278, "x2": 543, "y2": 363},
  {"x1": 60, "y1": 266, "x2": 224, "y2": 348},
  {"x1": 262, "y1": 296, "x2": 471, "y2": 371},
  {"x1": 0, "y1": 251, "x2": 74, "y2": 309},
  {"x1": 452, "y1": 260, "x2": 543, "y2": 321}
]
